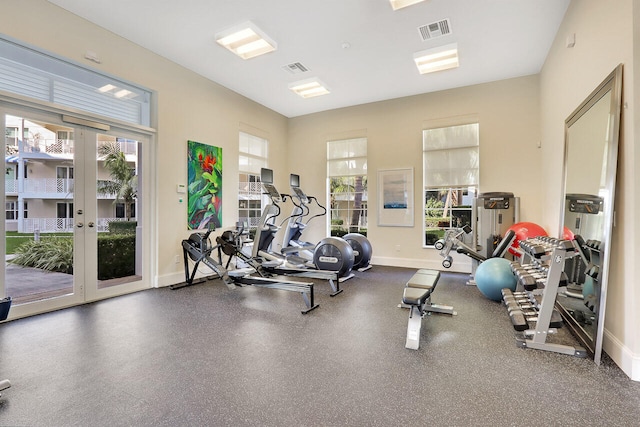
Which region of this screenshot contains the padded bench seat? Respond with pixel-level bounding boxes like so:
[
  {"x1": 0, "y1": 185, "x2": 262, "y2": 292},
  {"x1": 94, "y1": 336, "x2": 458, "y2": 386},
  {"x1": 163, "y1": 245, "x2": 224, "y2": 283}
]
[
  {"x1": 402, "y1": 287, "x2": 432, "y2": 306},
  {"x1": 400, "y1": 269, "x2": 454, "y2": 350},
  {"x1": 408, "y1": 269, "x2": 440, "y2": 289},
  {"x1": 402, "y1": 270, "x2": 440, "y2": 306}
]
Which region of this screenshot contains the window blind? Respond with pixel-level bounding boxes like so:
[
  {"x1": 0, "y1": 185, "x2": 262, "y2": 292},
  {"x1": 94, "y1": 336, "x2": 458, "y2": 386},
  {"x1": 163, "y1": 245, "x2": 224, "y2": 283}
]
[
  {"x1": 0, "y1": 36, "x2": 151, "y2": 127},
  {"x1": 327, "y1": 138, "x2": 367, "y2": 176},
  {"x1": 423, "y1": 123, "x2": 479, "y2": 187}
]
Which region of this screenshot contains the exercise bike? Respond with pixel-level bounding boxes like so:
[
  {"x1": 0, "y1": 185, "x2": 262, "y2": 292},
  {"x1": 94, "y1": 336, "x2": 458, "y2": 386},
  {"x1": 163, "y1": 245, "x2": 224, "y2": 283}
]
[{"x1": 283, "y1": 173, "x2": 373, "y2": 271}]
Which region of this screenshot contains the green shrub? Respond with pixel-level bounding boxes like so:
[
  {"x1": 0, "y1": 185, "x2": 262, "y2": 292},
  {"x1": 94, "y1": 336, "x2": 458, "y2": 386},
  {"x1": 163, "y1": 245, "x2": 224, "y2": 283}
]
[
  {"x1": 10, "y1": 234, "x2": 136, "y2": 280},
  {"x1": 425, "y1": 233, "x2": 440, "y2": 246},
  {"x1": 10, "y1": 238, "x2": 73, "y2": 274},
  {"x1": 108, "y1": 221, "x2": 137, "y2": 235},
  {"x1": 98, "y1": 234, "x2": 136, "y2": 280},
  {"x1": 331, "y1": 228, "x2": 347, "y2": 238}
]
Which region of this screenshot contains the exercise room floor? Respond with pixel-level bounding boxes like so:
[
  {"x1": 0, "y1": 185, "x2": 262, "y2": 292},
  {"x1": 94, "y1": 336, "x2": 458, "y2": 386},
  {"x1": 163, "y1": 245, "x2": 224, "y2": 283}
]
[{"x1": 1, "y1": 266, "x2": 639, "y2": 426}]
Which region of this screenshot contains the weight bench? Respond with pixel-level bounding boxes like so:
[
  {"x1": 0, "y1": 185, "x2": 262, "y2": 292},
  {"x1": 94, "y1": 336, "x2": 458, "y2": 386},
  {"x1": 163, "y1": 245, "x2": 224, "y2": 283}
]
[{"x1": 400, "y1": 269, "x2": 456, "y2": 350}]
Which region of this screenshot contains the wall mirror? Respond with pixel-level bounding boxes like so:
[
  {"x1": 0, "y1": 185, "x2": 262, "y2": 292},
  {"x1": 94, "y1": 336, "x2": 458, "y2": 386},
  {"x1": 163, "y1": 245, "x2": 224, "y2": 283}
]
[{"x1": 558, "y1": 64, "x2": 623, "y2": 365}]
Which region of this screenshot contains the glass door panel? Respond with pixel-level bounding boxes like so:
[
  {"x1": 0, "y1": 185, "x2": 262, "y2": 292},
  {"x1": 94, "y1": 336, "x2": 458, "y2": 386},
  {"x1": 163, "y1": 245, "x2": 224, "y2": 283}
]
[
  {"x1": 93, "y1": 133, "x2": 143, "y2": 292},
  {"x1": 3, "y1": 112, "x2": 79, "y2": 309},
  {"x1": 2, "y1": 106, "x2": 150, "y2": 318}
]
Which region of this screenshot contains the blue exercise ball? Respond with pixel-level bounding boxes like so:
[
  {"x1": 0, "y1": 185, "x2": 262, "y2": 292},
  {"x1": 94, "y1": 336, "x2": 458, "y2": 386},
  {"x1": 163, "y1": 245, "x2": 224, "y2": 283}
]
[
  {"x1": 582, "y1": 275, "x2": 595, "y2": 299},
  {"x1": 475, "y1": 258, "x2": 517, "y2": 301}
]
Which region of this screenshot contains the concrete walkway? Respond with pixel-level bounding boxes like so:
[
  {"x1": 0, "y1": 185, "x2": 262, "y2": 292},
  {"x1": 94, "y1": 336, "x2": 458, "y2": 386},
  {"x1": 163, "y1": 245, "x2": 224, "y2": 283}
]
[{"x1": 5, "y1": 263, "x2": 73, "y2": 304}]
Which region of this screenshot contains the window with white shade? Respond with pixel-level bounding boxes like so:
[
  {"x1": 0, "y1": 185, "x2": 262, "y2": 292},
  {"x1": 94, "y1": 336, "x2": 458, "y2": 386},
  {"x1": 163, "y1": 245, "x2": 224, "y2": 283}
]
[
  {"x1": 327, "y1": 138, "x2": 368, "y2": 236},
  {"x1": 423, "y1": 123, "x2": 479, "y2": 246},
  {"x1": 238, "y1": 132, "x2": 268, "y2": 229}
]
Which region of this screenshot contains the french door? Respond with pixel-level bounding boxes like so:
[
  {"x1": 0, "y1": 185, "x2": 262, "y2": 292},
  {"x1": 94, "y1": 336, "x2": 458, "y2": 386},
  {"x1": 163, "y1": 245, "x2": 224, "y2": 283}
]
[{"x1": 1, "y1": 104, "x2": 151, "y2": 319}]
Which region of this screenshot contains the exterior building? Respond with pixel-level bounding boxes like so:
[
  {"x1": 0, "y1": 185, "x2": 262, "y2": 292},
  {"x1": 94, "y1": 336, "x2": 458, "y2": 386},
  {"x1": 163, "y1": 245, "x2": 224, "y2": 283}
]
[{"x1": 5, "y1": 115, "x2": 137, "y2": 233}]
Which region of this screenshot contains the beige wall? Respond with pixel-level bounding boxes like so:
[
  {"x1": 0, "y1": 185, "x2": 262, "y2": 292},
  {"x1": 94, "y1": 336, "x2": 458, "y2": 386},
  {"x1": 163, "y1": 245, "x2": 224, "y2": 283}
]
[
  {"x1": 540, "y1": 0, "x2": 638, "y2": 379},
  {"x1": 1, "y1": 0, "x2": 289, "y2": 286},
  {"x1": 289, "y1": 76, "x2": 542, "y2": 271}
]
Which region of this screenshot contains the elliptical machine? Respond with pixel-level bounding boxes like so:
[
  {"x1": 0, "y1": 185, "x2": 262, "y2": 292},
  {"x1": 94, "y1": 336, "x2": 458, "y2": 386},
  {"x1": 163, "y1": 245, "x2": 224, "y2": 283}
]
[
  {"x1": 283, "y1": 173, "x2": 372, "y2": 271},
  {"x1": 252, "y1": 168, "x2": 355, "y2": 280}
]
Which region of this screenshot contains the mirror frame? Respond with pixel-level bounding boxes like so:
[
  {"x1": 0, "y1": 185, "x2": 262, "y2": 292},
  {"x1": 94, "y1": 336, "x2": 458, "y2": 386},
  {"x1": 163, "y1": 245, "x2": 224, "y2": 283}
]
[{"x1": 558, "y1": 64, "x2": 623, "y2": 365}]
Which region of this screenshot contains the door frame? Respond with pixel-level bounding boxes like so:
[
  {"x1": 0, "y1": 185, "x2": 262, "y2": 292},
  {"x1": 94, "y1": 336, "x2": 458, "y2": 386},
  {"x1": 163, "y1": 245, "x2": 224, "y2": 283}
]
[{"x1": 1, "y1": 96, "x2": 156, "y2": 320}]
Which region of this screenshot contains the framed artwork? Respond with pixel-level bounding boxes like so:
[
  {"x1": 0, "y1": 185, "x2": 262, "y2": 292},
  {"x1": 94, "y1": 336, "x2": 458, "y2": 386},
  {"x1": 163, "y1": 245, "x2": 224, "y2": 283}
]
[
  {"x1": 187, "y1": 140, "x2": 223, "y2": 230},
  {"x1": 378, "y1": 168, "x2": 414, "y2": 227}
]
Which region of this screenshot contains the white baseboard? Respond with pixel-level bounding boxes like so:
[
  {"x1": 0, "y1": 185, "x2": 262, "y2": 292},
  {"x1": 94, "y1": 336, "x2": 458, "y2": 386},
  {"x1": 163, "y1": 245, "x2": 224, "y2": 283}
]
[
  {"x1": 603, "y1": 329, "x2": 640, "y2": 381},
  {"x1": 156, "y1": 272, "x2": 183, "y2": 288},
  {"x1": 156, "y1": 267, "x2": 218, "y2": 288}
]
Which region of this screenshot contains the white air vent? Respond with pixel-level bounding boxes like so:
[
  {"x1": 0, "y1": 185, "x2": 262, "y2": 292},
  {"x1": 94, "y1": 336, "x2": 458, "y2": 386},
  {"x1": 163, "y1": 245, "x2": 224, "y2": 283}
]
[
  {"x1": 282, "y1": 62, "x2": 309, "y2": 74},
  {"x1": 418, "y1": 19, "x2": 452, "y2": 41}
]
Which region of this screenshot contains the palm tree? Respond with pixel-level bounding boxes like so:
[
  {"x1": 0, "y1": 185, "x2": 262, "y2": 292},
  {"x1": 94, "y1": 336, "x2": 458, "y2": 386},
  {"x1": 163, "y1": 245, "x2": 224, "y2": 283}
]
[
  {"x1": 330, "y1": 175, "x2": 367, "y2": 233},
  {"x1": 97, "y1": 141, "x2": 137, "y2": 221}
]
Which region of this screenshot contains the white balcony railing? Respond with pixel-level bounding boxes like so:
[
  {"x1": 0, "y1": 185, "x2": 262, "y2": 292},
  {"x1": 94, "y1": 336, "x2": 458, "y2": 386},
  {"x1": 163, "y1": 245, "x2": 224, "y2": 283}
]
[
  {"x1": 23, "y1": 218, "x2": 74, "y2": 233},
  {"x1": 6, "y1": 139, "x2": 135, "y2": 157},
  {"x1": 22, "y1": 217, "x2": 129, "y2": 233},
  {"x1": 238, "y1": 182, "x2": 263, "y2": 194},
  {"x1": 22, "y1": 178, "x2": 74, "y2": 195},
  {"x1": 5, "y1": 180, "x2": 18, "y2": 193},
  {"x1": 6, "y1": 179, "x2": 116, "y2": 199}
]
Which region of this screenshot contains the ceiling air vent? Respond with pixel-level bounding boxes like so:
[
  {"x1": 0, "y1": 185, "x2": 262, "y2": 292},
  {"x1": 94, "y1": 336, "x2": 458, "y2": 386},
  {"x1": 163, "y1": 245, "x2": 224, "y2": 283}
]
[
  {"x1": 282, "y1": 62, "x2": 309, "y2": 74},
  {"x1": 418, "y1": 18, "x2": 452, "y2": 41}
]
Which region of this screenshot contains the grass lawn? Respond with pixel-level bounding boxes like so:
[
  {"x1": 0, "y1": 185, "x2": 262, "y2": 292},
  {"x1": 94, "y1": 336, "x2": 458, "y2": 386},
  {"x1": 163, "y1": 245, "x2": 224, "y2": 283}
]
[{"x1": 5, "y1": 232, "x2": 73, "y2": 255}]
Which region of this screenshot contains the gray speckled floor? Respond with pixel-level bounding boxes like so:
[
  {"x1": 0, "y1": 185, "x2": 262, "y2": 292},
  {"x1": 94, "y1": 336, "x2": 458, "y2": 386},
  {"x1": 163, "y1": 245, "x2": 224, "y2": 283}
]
[{"x1": 1, "y1": 266, "x2": 639, "y2": 426}]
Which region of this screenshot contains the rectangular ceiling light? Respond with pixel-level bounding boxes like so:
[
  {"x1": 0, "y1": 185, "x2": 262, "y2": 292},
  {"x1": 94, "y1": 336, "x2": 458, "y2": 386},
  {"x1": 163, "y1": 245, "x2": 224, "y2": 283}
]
[
  {"x1": 216, "y1": 21, "x2": 277, "y2": 60},
  {"x1": 389, "y1": 0, "x2": 426, "y2": 10},
  {"x1": 289, "y1": 78, "x2": 330, "y2": 98},
  {"x1": 413, "y1": 43, "x2": 459, "y2": 74}
]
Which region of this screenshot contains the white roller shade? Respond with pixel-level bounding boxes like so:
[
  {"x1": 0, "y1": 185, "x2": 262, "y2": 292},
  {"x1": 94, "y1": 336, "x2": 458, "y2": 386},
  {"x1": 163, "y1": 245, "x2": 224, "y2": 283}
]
[
  {"x1": 423, "y1": 123, "x2": 478, "y2": 188},
  {"x1": 327, "y1": 138, "x2": 367, "y2": 177},
  {"x1": 239, "y1": 132, "x2": 268, "y2": 174}
]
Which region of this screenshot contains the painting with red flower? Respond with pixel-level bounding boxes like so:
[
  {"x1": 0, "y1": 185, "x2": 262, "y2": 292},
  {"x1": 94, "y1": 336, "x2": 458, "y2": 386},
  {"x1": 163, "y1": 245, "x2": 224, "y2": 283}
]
[{"x1": 187, "y1": 140, "x2": 222, "y2": 230}]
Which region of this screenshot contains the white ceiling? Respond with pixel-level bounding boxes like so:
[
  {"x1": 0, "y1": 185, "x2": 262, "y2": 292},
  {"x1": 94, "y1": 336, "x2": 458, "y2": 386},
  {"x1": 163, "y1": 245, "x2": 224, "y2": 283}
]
[{"x1": 47, "y1": 0, "x2": 570, "y2": 118}]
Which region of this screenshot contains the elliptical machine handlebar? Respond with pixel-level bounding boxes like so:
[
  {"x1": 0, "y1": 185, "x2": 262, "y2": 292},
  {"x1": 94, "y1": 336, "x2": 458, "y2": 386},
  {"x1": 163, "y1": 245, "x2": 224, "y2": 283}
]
[
  {"x1": 262, "y1": 190, "x2": 284, "y2": 225},
  {"x1": 278, "y1": 192, "x2": 309, "y2": 227},
  {"x1": 303, "y1": 195, "x2": 327, "y2": 225}
]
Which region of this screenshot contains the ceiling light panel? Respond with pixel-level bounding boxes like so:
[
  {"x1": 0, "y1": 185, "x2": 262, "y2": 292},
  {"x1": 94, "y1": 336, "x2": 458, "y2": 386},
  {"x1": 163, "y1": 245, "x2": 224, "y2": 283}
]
[
  {"x1": 414, "y1": 43, "x2": 459, "y2": 74},
  {"x1": 389, "y1": 0, "x2": 426, "y2": 11},
  {"x1": 215, "y1": 21, "x2": 277, "y2": 60},
  {"x1": 289, "y1": 78, "x2": 330, "y2": 98}
]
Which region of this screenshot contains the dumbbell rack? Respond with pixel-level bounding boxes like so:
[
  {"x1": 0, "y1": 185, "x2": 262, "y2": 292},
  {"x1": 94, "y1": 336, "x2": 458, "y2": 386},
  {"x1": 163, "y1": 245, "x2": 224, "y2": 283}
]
[{"x1": 503, "y1": 237, "x2": 587, "y2": 357}]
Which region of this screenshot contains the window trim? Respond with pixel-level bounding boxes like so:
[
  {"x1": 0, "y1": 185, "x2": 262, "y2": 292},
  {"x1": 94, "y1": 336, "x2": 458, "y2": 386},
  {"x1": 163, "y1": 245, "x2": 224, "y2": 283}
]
[{"x1": 422, "y1": 121, "x2": 479, "y2": 247}]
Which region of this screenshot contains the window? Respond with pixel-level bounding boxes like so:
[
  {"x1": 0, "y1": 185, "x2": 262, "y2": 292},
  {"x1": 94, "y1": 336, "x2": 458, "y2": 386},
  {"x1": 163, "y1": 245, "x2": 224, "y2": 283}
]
[
  {"x1": 116, "y1": 203, "x2": 136, "y2": 219},
  {"x1": 238, "y1": 132, "x2": 268, "y2": 229},
  {"x1": 0, "y1": 36, "x2": 151, "y2": 126},
  {"x1": 5, "y1": 201, "x2": 16, "y2": 220},
  {"x1": 327, "y1": 138, "x2": 368, "y2": 236},
  {"x1": 423, "y1": 123, "x2": 479, "y2": 246}
]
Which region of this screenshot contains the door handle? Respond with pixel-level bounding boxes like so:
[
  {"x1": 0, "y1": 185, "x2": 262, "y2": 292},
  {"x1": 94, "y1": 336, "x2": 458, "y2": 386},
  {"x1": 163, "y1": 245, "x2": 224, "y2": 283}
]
[{"x1": 77, "y1": 222, "x2": 83, "y2": 228}]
